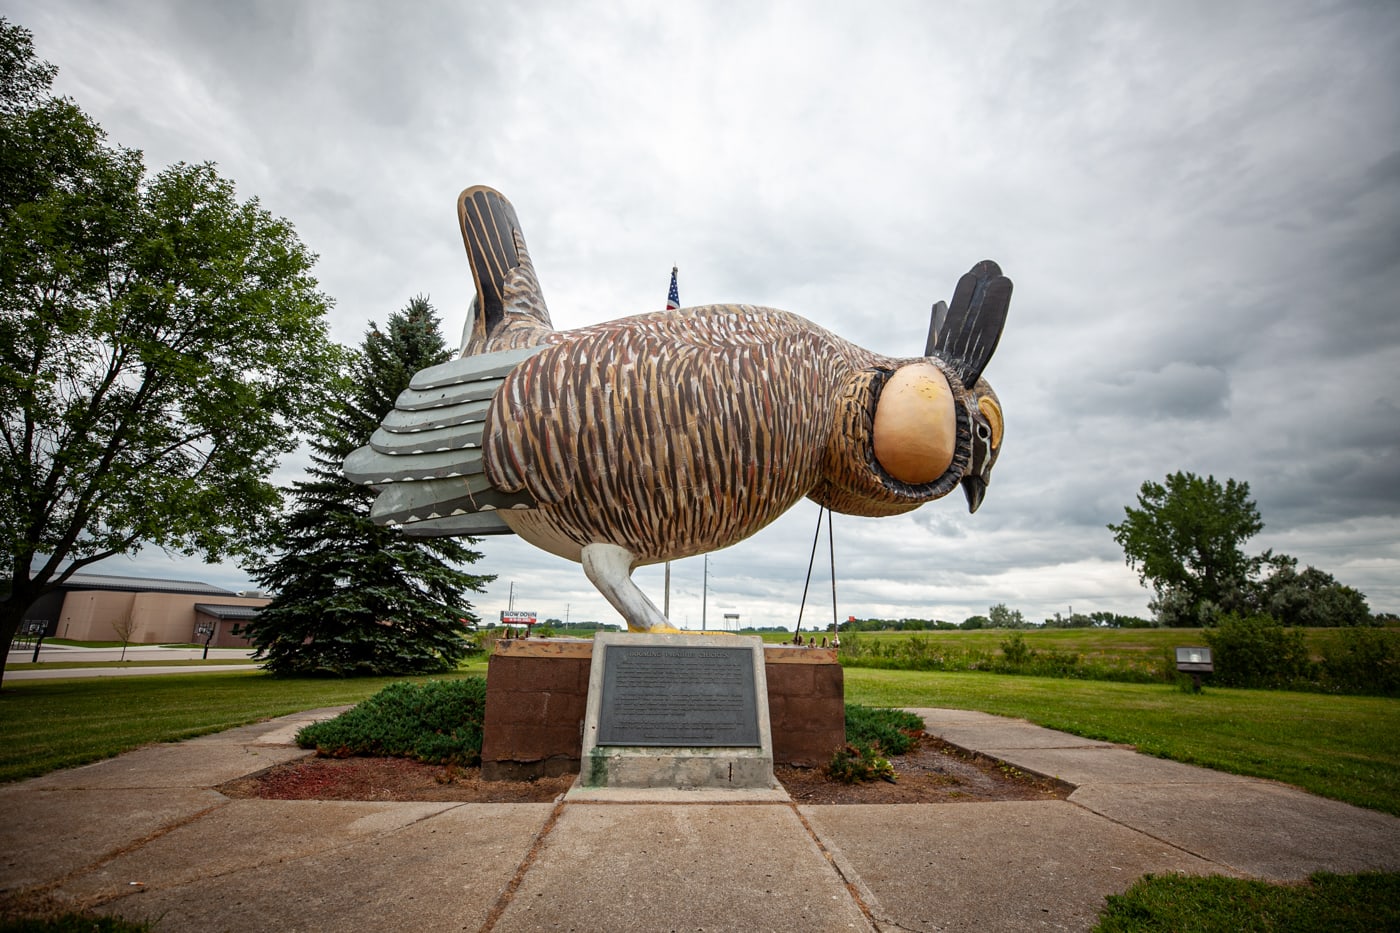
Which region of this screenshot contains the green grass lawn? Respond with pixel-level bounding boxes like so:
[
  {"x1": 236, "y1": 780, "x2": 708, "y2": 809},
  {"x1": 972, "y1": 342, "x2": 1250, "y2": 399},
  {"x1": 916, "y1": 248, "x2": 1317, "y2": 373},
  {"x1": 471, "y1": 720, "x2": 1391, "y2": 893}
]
[
  {"x1": 845, "y1": 668, "x2": 1400, "y2": 816},
  {"x1": 0, "y1": 659, "x2": 489, "y2": 782},
  {"x1": 1094, "y1": 871, "x2": 1400, "y2": 932}
]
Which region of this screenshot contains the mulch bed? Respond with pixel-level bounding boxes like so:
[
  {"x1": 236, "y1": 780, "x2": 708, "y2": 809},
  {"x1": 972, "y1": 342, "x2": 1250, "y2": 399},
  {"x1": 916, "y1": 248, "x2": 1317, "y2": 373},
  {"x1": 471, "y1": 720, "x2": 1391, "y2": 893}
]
[
  {"x1": 777, "y1": 735, "x2": 1072, "y2": 804},
  {"x1": 219, "y1": 734, "x2": 1072, "y2": 805}
]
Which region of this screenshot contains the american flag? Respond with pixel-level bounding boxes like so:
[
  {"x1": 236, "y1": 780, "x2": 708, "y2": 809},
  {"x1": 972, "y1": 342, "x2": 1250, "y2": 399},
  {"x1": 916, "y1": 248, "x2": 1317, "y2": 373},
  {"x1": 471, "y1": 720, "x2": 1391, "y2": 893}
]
[{"x1": 666, "y1": 265, "x2": 680, "y2": 311}]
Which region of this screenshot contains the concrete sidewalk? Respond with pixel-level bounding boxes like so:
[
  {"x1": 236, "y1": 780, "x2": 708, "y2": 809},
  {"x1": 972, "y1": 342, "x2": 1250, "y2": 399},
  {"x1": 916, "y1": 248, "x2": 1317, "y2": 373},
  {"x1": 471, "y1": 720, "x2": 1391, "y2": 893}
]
[
  {"x1": 6, "y1": 644, "x2": 262, "y2": 680},
  {"x1": 2, "y1": 708, "x2": 1397, "y2": 932},
  {"x1": 5, "y1": 665, "x2": 262, "y2": 680}
]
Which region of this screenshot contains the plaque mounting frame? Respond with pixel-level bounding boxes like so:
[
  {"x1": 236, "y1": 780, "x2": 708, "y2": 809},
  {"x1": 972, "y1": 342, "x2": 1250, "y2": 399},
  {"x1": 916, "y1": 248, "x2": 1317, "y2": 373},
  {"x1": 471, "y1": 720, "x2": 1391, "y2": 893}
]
[{"x1": 577, "y1": 632, "x2": 777, "y2": 791}]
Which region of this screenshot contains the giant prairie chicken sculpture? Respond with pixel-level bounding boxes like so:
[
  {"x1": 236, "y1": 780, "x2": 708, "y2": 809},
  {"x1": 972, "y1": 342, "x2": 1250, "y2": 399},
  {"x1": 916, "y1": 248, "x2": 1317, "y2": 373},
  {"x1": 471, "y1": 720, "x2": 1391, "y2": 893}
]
[{"x1": 346, "y1": 186, "x2": 1012, "y2": 632}]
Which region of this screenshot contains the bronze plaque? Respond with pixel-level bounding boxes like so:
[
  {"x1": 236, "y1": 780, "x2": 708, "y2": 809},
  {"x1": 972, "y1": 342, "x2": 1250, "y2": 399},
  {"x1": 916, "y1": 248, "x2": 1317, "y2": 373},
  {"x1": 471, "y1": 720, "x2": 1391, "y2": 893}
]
[{"x1": 597, "y1": 645, "x2": 760, "y2": 747}]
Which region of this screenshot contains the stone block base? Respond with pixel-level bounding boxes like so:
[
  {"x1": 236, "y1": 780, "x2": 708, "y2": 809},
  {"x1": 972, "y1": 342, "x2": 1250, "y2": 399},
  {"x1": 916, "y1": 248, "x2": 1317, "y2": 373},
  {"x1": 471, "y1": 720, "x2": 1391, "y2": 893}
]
[
  {"x1": 480, "y1": 638, "x2": 844, "y2": 780},
  {"x1": 480, "y1": 639, "x2": 591, "y2": 781}
]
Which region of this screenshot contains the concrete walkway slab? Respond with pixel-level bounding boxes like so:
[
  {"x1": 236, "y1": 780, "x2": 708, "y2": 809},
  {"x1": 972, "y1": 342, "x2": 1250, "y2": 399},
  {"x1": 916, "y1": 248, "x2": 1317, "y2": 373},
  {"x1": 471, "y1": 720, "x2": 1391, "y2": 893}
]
[
  {"x1": 910, "y1": 708, "x2": 1120, "y2": 752},
  {"x1": 22, "y1": 742, "x2": 311, "y2": 790},
  {"x1": 56, "y1": 799, "x2": 463, "y2": 903},
  {"x1": 983, "y1": 745, "x2": 1256, "y2": 787},
  {"x1": 183, "y1": 707, "x2": 351, "y2": 747},
  {"x1": 492, "y1": 802, "x2": 873, "y2": 932},
  {"x1": 1069, "y1": 781, "x2": 1400, "y2": 881},
  {"x1": 803, "y1": 801, "x2": 1223, "y2": 933},
  {"x1": 5, "y1": 666, "x2": 261, "y2": 680},
  {"x1": 0, "y1": 787, "x2": 227, "y2": 889},
  {"x1": 565, "y1": 785, "x2": 791, "y2": 803},
  {"x1": 96, "y1": 803, "x2": 556, "y2": 933}
]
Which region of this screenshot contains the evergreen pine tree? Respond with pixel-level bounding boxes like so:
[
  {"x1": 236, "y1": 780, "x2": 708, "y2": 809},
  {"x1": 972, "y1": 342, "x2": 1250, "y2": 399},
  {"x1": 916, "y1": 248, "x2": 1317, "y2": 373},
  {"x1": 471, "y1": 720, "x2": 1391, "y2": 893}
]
[{"x1": 242, "y1": 297, "x2": 492, "y2": 675}]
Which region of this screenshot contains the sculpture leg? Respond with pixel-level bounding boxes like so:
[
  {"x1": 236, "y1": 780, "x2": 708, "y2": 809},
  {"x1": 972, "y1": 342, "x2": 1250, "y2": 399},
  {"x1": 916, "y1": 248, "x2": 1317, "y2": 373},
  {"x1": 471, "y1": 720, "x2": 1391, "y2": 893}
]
[{"x1": 581, "y1": 543, "x2": 676, "y2": 633}]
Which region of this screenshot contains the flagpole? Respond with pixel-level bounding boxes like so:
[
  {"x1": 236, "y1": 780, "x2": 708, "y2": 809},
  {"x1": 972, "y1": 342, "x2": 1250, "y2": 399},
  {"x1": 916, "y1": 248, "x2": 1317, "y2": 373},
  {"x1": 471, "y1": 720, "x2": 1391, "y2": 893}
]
[{"x1": 662, "y1": 264, "x2": 680, "y2": 624}]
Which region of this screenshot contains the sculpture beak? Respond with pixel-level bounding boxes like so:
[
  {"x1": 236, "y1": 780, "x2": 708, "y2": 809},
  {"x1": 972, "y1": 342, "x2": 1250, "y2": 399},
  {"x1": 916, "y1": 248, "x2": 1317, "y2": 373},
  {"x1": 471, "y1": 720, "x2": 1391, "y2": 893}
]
[{"x1": 962, "y1": 475, "x2": 987, "y2": 514}]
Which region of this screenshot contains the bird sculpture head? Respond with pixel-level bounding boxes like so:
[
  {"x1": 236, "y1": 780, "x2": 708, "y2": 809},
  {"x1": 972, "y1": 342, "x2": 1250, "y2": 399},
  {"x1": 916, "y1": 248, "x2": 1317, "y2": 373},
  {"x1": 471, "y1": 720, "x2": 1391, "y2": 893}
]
[
  {"x1": 806, "y1": 259, "x2": 1009, "y2": 520},
  {"x1": 345, "y1": 186, "x2": 1012, "y2": 632}
]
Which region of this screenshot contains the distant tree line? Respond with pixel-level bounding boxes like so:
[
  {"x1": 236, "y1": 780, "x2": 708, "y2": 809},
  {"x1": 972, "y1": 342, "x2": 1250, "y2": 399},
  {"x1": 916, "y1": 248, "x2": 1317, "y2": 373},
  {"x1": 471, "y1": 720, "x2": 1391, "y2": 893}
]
[{"x1": 838, "y1": 604, "x2": 1152, "y2": 632}]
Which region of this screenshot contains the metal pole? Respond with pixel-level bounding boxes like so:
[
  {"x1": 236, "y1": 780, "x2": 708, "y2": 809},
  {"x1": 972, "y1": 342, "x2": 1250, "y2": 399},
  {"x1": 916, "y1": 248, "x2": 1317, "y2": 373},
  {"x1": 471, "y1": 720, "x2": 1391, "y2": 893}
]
[
  {"x1": 828, "y1": 509, "x2": 838, "y2": 633},
  {"x1": 702, "y1": 555, "x2": 708, "y2": 631},
  {"x1": 664, "y1": 561, "x2": 671, "y2": 620}
]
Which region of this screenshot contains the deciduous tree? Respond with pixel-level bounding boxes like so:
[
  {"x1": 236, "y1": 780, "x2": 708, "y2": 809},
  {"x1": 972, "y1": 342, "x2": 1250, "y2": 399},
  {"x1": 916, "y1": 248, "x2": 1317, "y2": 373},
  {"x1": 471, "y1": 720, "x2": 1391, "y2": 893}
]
[
  {"x1": 1108, "y1": 472, "x2": 1263, "y2": 626},
  {"x1": 0, "y1": 18, "x2": 340, "y2": 686},
  {"x1": 988, "y1": 603, "x2": 1027, "y2": 629}
]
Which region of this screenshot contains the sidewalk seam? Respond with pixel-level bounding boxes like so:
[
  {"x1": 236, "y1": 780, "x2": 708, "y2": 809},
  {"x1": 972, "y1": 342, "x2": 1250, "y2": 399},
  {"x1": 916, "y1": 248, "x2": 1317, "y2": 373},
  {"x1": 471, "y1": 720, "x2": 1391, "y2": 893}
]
[
  {"x1": 1065, "y1": 796, "x2": 1243, "y2": 876},
  {"x1": 478, "y1": 796, "x2": 568, "y2": 932},
  {"x1": 43, "y1": 800, "x2": 232, "y2": 908},
  {"x1": 786, "y1": 802, "x2": 884, "y2": 932}
]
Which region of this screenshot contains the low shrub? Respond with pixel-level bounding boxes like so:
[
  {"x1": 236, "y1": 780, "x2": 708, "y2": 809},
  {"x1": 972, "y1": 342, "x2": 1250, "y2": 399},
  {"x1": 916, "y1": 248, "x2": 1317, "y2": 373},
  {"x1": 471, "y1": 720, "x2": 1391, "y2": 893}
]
[
  {"x1": 826, "y1": 704, "x2": 924, "y2": 784},
  {"x1": 1000, "y1": 631, "x2": 1031, "y2": 665},
  {"x1": 825, "y1": 743, "x2": 895, "y2": 784},
  {"x1": 1206, "y1": 614, "x2": 1314, "y2": 688},
  {"x1": 845, "y1": 704, "x2": 923, "y2": 756},
  {"x1": 296, "y1": 677, "x2": 487, "y2": 766},
  {"x1": 1323, "y1": 625, "x2": 1400, "y2": 696}
]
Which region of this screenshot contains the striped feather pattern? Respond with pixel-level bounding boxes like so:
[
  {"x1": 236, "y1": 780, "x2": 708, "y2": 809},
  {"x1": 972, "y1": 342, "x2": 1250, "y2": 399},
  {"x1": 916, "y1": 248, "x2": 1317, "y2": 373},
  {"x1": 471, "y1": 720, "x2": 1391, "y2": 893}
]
[{"x1": 480, "y1": 304, "x2": 965, "y2": 563}]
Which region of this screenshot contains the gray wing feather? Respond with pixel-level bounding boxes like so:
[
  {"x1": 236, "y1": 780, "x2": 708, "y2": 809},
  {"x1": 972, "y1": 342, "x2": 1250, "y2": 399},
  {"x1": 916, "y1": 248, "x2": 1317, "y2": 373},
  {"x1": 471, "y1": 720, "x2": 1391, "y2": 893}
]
[
  {"x1": 345, "y1": 446, "x2": 487, "y2": 484},
  {"x1": 344, "y1": 346, "x2": 542, "y2": 537},
  {"x1": 410, "y1": 345, "x2": 544, "y2": 390},
  {"x1": 398, "y1": 513, "x2": 517, "y2": 537},
  {"x1": 369, "y1": 421, "x2": 485, "y2": 455},
  {"x1": 380, "y1": 397, "x2": 490, "y2": 434},
  {"x1": 370, "y1": 475, "x2": 532, "y2": 526}
]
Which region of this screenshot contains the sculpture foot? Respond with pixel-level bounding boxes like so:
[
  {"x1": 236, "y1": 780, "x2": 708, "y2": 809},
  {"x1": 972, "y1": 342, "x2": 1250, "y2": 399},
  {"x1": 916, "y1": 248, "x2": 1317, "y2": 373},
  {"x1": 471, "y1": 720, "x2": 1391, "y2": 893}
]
[{"x1": 581, "y1": 543, "x2": 672, "y2": 633}]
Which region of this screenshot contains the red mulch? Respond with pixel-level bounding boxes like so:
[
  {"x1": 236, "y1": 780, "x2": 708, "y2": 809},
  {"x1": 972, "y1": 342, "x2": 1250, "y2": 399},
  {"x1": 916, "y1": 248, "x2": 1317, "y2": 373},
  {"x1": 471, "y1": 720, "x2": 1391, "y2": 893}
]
[{"x1": 220, "y1": 735, "x2": 1070, "y2": 805}]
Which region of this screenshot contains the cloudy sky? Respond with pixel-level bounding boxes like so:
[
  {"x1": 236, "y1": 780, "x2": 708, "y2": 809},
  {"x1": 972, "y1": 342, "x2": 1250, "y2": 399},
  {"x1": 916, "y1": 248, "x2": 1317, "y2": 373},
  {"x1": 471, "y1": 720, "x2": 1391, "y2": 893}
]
[{"x1": 12, "y1": 0, "x2": 1400, "y2": 628}]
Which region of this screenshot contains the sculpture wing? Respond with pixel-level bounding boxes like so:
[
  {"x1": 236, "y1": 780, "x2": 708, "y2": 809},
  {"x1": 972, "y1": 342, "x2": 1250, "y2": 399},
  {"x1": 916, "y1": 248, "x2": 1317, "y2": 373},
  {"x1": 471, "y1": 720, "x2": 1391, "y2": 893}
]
[
  {"x1": 926, "y1": 260, "x2": 1012, "y2": 389},
  {"x1": 343, "y1": 346, "x2": 545, "y2": 536}
]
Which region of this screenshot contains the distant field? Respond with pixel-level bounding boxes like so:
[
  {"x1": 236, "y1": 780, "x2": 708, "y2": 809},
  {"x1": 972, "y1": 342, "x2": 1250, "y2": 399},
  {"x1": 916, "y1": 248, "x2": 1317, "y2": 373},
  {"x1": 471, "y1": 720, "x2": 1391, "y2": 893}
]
[{"x1": 837, "y1": 626, "x2": 1338, "y2": 657}]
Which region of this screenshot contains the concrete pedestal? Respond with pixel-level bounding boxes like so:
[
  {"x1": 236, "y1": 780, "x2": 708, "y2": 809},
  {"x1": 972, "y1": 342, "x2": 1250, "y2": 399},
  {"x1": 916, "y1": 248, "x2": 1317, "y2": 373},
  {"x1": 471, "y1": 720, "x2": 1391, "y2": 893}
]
[{"x1": 578, "y1": 633, "x2": 775, "y2": 790}]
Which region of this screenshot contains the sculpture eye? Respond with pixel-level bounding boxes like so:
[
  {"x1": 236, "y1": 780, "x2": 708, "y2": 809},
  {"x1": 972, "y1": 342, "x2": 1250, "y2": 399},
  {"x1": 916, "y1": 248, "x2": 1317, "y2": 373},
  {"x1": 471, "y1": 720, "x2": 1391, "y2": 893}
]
[
  {"x1": 976, "y1": 422, "x2": 991, "y2": 441},
  {"x1": 978, "y1": 396, "x2": 1003, "y2": 447}
]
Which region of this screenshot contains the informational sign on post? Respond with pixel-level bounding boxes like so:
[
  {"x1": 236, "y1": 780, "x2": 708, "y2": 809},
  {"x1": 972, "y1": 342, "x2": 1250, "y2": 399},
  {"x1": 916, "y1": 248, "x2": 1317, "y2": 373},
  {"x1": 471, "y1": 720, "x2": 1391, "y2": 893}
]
[{"x1": 500, "y1": 610, "x2": 537, "y2": 628}]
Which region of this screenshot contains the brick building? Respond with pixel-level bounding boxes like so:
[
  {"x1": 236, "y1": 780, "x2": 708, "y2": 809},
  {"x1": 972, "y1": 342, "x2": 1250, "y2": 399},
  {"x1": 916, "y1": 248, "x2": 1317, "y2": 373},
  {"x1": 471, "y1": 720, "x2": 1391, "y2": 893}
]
[{"x1": 25, "y1": 573, "x2": 268, "y2": 647}]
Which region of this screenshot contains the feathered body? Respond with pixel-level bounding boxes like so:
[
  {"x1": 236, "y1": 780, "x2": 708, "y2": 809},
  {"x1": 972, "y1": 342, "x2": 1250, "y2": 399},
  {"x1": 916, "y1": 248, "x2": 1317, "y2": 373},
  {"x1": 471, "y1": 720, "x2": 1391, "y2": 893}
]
[
  {"x1": 346, "y1": 187, "x2": 1011, "y2": 631},
  {"x1": 484, "y1": 304, "x2": 969, "y2": 564}
]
